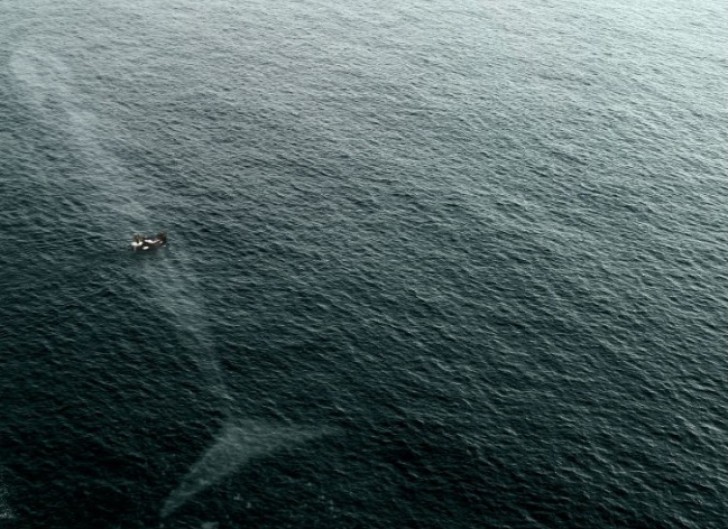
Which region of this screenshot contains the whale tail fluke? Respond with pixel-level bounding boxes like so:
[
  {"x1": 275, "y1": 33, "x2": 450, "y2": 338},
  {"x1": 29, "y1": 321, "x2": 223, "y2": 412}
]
[{"x1": 161, "y1": 419, "x2": 330, "y2": 519}]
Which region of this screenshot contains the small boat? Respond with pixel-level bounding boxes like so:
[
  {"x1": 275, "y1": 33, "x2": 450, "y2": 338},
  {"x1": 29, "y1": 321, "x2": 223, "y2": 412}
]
[{"x1": 131, "y1": 232, "x2": 167, "y2": 251}]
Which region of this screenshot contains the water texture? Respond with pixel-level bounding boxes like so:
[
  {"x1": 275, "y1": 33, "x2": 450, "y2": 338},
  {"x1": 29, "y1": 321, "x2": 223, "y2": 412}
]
[{"x1": 0, "y1": 0, "x2": 726, "y2": 528}]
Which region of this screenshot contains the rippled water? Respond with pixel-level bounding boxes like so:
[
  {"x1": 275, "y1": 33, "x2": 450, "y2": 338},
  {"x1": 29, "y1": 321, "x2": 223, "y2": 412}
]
[{"x1": 1, "y1": 0, "x2": 726, "y2": 527}]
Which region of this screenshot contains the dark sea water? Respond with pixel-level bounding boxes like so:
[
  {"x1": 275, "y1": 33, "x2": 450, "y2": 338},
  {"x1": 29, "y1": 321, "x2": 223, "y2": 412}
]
[{"x1": 1, "y1": 0, "x2": 726, "y2": 527}]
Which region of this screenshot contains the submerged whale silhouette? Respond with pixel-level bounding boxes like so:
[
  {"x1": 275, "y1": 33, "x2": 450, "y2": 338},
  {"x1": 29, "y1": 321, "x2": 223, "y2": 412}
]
[
  {"x1": 161, "y1": 420, "x2": 326, "y2": 518},
  {"x1": 10, "y1": 44, "x2": 333, "y2": 522}
]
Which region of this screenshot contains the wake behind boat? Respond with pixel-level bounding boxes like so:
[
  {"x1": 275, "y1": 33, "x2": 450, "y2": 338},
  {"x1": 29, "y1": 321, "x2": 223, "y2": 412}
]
[{"x1": 131, "y1": 232, "x2": 167, "y2": 251}]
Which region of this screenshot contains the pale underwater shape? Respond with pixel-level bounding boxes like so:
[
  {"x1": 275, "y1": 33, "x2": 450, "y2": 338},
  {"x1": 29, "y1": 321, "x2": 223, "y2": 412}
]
[
  {"x1": 9, "y1": 44, "x2": 333, "y2": 523},
  {"x1": 161, "y1": 419, "x2": 329, "y2": 518}
]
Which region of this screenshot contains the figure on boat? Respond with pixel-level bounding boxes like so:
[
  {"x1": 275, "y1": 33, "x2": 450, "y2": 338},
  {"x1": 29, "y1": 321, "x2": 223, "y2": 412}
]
[{"x1": 131, "y1": 231, "x2": 167, "y2": 251}]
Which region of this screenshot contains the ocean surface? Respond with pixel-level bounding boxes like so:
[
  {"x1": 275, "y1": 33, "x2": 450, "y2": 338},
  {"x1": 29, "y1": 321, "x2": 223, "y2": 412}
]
[{"x1": 1, "y1": 0, "x2": 726, "y2": 527}]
